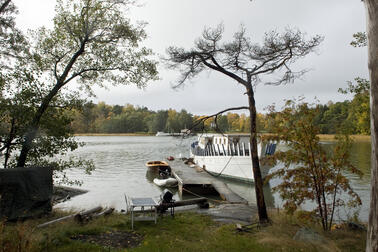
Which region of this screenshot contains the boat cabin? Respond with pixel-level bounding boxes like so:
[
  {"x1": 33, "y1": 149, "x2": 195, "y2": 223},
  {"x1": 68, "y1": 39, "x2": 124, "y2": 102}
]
[
  {"x1": 197, "y1": 134, "x2": 249, "y2": 149},
  {"x1": 192, "y1": 134, "x2": 253, "y2": 156}
]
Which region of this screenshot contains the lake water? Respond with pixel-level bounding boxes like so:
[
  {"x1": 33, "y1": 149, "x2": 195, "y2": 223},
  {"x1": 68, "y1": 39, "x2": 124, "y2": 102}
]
[{"x1": 56, "y1": 136, "x2": 371, "y2": 222}]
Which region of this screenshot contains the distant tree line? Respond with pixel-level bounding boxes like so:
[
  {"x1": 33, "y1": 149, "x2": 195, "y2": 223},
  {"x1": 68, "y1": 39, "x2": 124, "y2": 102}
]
[
  {"x1": 265, "y1": 82, "x2": 369, "y2": 135},
  {"x1": 70, "y1": 102, "x2": 262, "y2": 134},
  {"x1": 71, "y1": 78, "x2": 370, "y2": 135}
]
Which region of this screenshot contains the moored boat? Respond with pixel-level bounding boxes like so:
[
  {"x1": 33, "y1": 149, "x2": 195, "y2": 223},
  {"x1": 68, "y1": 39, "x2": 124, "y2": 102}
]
[
  {"x1": 155, "y1": 132, "x2": 171, "y2": 136},
  {"x1": 146, "y1": 160, "x2": 171, "y2": 178},
  {"x1": 190, "y1": 134, "x2": 276, "y2": 183},
  {"x1": 146, "y1": 160, "x2": 170, "y2": 168}
]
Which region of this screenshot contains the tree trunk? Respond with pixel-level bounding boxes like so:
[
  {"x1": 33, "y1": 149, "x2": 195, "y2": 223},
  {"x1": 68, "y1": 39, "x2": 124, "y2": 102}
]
[
  {"x1": 17, "y1": 82, "x2": 65, "y2": 167},
  {"x1": 17, "y1": 41, "x2": 87, "y2": 167},
  {"x1": 246, "y1": 86, "x2": 269, "y2": 223},
  {"x1": 366, "y1": 1, "x2": 378, "y2": 251}
]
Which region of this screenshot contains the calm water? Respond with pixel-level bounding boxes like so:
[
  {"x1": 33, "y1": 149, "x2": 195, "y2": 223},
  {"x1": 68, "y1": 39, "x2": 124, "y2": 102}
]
[{"x1": 56, "y1": 136, "x2": 371, "y2": 221}]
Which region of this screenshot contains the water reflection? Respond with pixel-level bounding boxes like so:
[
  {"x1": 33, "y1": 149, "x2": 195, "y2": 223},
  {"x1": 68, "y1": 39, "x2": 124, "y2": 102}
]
[{"x1": 145, "y1": 169, "x2": 158, "y2": 183}]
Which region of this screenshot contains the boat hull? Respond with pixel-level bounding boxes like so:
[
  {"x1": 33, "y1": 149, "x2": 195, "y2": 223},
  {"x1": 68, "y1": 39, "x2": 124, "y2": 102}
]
[{"x1": 193, "y1": 155, "x2": 270, "y2": 183}]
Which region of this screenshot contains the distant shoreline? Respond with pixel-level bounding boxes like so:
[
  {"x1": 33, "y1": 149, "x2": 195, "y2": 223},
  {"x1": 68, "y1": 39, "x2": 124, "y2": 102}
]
[
  {"x1": 259, "y1": 133, "x2": 371, "y2": 142},
  {"x1": 73, "y1": 133, "x2": 371, "y2": 141},
  {"x1": 74, "y1": 133, "x2": 154, "y2": 136},
  {"x1": 317, "y1": 134, "x2": 371, "y2": 141}
]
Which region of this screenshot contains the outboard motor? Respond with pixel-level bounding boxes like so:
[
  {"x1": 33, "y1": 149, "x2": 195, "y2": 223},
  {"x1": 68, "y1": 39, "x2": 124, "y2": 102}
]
[
  {"x1": 161, "y1": 189, "x2": 174, "y2": 203},
  {"x1": 159, "y1": 189, "x2": 175, "y2": 216}
]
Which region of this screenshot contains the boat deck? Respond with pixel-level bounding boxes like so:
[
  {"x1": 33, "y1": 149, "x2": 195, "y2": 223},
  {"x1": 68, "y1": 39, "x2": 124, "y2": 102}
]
[{"x1": 170, "y1": 160, "x2": 248, "y2": 204}]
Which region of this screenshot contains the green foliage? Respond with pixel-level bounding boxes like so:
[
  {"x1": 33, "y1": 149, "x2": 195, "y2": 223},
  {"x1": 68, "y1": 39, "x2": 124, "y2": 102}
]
[
  {"x1": 264, "y1": 99, "x2": 362, "y2": 231},
  {"x1": 339, "y1": 78, "x2": 370, "y2": 135},
  {"x1": 31, "y1": 0, "x2": 158, "y2": 91},
  {"x1": 11, "y1": 0, "x2": 159, "y2": 168},
  {"x1": 0, "y1": 0, "x2": 157, "y2": 184},
  {"x1": 0, "y1": 0, "x2": 28, "y2": 70},
  {"x1": 321, "y1": 101, "x2": 351, "y2": 134},
  {"x1": 350, "y1": 32, "x2": 367, "y2": 48},
  {"x1": 150, "y1": 110, "x2": 168, "y2": 132},
  {"x1": 69, "y1": 102, "x2": 265, "y2": 134}
]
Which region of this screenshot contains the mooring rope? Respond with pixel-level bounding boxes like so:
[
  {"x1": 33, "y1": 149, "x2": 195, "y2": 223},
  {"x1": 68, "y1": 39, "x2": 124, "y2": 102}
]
[{"x1": 203, "y1": 154, "x2": 233, "y2": 178}]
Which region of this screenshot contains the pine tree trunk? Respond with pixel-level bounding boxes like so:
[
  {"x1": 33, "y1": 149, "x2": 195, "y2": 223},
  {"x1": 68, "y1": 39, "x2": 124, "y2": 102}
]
[
  {"x1": 246, "y1": 87, "x2": 269, "y2": 223},
  {"x1": 365, "y1": 1, "x2": 378, "y2": 251}
]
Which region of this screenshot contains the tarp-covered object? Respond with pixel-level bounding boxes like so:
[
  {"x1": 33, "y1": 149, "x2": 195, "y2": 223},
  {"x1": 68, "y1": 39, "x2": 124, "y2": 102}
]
[{"x1": 0, "y1": 166, "x2": 53, "y2": 220}]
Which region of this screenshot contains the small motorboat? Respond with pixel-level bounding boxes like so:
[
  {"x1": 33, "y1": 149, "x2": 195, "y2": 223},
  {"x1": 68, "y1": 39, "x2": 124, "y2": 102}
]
[
  {"x1": 146, "y1": 160, "x2": 170, "y2": 169},
  {"x1": 146, "y1": 160, "x2": 171, "y2": 178},
  {"x1": 153, "y1": 177, "x2": 178, "y2": 187}
]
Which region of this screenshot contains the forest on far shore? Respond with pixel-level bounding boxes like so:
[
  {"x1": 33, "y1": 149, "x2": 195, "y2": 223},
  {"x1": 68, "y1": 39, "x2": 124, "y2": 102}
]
[{"x1": 71, "y1": 78, "x2": 370, "y2": 135}]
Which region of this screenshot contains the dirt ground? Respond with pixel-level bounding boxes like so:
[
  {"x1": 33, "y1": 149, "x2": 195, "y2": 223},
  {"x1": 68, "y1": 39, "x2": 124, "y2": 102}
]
[{"x1": 70, "y1": 231, "x2": 143, "y2": 249}]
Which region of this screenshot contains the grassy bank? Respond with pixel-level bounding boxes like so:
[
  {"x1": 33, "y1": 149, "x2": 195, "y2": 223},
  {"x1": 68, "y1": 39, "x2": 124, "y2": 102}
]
[
  {"x1": 260, "y1": 133, "x2": 371, "y2": 142},
  {"x1": 1, "y1": 210, "x2": 366, "y2": 251},
  {"x1": 317, "y1": 134, "x2": 371, "y2": 142}
]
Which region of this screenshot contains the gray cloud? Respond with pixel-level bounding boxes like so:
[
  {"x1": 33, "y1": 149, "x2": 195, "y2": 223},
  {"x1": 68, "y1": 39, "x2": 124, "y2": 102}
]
[{"x1": 14, "y1": 0, "x2": 368, "y2": 115}]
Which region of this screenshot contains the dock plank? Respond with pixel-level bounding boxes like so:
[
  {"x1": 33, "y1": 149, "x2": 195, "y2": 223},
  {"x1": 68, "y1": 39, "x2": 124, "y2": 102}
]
[{"x1": 170, "y1": 161, "x2": 248, "y2": 204}]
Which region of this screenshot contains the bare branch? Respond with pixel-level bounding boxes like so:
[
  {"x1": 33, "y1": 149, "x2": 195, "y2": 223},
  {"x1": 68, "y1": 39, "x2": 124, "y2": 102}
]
[{"x1": 188, "y1": 106, "x2": 249, "y2": 132}]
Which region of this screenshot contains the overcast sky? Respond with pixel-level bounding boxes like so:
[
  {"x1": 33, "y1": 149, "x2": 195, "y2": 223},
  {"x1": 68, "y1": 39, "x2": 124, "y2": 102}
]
[{"x1": 13, "y1": 0, "x2": 368, "y2": 115}]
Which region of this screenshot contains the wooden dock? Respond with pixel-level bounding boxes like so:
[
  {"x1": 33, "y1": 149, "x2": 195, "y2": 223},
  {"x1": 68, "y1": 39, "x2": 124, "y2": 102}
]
[{"x1": 171, "y1": 162, "x2": 248, "y2": 204}]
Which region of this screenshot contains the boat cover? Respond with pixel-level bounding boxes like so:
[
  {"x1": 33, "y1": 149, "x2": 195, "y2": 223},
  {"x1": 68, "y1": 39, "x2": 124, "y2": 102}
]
[
  {"x1": 153, "y1": 177, "x2": 178, "y2": 187},
  {"x1": 0, "y1": 166, "x2": 53, "y2": 220}
]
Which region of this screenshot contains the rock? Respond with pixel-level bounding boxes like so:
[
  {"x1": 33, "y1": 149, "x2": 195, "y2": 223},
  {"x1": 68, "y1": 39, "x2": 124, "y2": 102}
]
[
  {"x1": 293, "y1": 227, "x2": 326, "y2": 244},
  {"x1": 184, "y1": 158, "x2": 194, "y2": 164},
  {"x1": 347, "y1": 222, "x2": 367, "y2": 231},
  {"x1": 52, "y1": 186, "x2": 88, "y2": 204}
]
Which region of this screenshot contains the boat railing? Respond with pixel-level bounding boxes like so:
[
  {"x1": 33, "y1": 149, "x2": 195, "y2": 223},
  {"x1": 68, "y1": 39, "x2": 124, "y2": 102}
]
[
  {"x1": 191, "y1": 143, "x2": 250, "y2": 157},
  {"x1": 191, "y1": 142, "x2": 276, "y2": 157}
]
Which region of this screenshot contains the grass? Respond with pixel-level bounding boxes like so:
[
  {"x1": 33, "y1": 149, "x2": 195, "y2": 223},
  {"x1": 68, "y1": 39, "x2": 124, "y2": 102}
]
[{"x1": 0, "y1": 209, "x2": 366, "y2": 252}]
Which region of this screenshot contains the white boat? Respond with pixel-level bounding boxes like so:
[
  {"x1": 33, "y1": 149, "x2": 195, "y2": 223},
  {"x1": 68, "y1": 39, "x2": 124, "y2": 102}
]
[
  {"x1": 156, "y1": 131, "x2": 189, "y2": 137},
  {"x1": 190, "y1": 133, "x2": 277, "y2": 183},
  {"x1": 155, "y1": 131, "x2": 171, "y2": 136}
]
